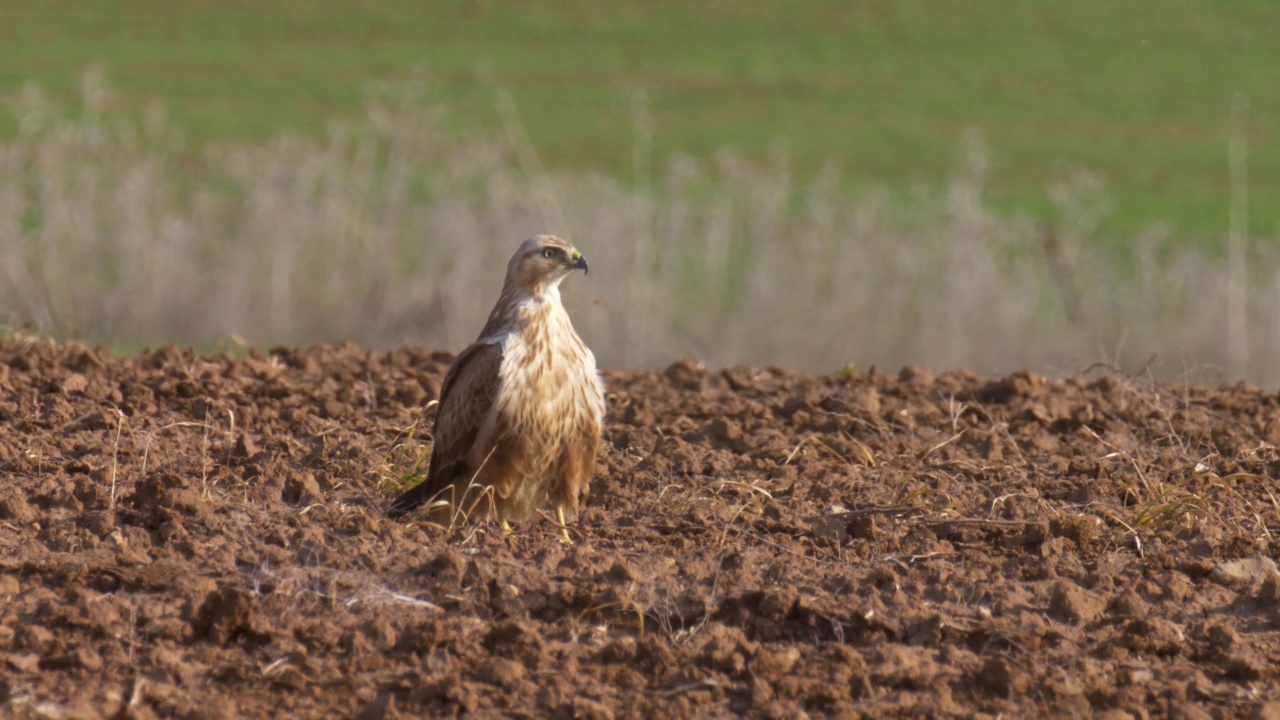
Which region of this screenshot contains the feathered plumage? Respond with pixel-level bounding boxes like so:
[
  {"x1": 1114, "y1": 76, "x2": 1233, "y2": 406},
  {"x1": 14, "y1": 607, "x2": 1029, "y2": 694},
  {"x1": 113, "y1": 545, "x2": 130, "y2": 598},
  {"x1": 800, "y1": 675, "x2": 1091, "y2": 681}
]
[{"x1": 388, "y1": 235, "x2": 605, "y2": 543}]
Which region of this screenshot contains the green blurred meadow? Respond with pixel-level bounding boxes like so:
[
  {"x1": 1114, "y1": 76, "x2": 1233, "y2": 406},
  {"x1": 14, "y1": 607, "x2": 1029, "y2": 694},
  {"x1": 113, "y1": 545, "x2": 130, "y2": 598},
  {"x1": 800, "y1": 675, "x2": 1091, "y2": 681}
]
[
  {"x1": 3, "y1": 0, "x2": 1277, "y2": 241},
  {"x1": 4, "y1": 1, "x2": 1280, "y2": 381}
]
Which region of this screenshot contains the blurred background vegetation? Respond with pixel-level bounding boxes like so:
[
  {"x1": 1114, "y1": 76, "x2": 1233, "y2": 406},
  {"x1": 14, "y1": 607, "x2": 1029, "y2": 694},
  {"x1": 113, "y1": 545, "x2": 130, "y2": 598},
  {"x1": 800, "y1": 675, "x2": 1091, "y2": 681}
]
[{"x1": 2, "y1": 1, "x2": 1278, "y2": 381}]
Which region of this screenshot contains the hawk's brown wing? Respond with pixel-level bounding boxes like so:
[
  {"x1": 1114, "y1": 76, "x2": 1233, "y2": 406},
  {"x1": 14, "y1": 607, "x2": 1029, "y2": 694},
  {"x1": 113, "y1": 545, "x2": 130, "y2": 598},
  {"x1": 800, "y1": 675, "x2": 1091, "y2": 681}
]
[{"x1": 387, "y1": 341, "x2": 504, "y2": 518}]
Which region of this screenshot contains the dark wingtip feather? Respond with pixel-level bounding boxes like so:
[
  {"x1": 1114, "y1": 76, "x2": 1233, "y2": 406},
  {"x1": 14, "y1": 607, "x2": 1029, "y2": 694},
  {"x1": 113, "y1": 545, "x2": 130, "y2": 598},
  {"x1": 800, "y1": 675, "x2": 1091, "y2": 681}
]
[{"x1": 387, "y1": 481, "x2": 435, "y2": 518}]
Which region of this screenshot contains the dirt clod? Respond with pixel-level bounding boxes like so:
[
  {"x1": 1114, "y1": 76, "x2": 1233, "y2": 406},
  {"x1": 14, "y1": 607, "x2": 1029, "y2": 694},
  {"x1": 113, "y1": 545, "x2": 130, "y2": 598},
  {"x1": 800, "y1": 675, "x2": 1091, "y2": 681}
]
[
  {"x1": 1210, "y1": 556, "x2": 1280, "y2": 588},
  {"x1": 4, "y1": 341, "x2": 1280, "y2": 717},
  {"x1": 1049, "y1": 580, "x2": 1107, "y2": 624},
  {"x1": 192, "y1": 587, "x2": 261, "y2": 644}
]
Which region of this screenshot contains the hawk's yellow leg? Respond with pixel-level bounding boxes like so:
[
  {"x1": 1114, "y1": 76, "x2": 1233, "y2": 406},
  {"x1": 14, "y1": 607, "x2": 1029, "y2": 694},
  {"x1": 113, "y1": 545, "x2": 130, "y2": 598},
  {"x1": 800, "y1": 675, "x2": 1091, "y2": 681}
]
[{"x1": 556, "y1": 505, "x2": 574, "y2": 546}]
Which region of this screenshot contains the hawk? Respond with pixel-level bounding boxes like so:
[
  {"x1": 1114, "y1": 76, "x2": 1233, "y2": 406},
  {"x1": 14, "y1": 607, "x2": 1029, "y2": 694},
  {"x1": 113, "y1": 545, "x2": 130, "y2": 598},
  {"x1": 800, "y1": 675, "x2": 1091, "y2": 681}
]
[{"x1": 388, "y1": 235, "x2": 605, "y2": 544}]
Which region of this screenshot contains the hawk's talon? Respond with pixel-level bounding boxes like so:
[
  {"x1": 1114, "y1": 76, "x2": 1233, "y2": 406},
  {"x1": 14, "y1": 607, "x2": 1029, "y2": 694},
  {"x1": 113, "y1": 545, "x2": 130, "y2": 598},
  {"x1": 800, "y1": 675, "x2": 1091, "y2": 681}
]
[{"x1": 556, "y1": 506, "x2": 575, "y2": 546}]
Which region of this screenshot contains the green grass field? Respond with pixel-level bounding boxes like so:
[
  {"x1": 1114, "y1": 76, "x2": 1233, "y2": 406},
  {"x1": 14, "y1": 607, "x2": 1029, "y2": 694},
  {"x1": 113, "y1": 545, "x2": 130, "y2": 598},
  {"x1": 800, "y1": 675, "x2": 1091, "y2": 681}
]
[{"x1": 3, "y1": 0, "x2": 1277, "y2": 241}]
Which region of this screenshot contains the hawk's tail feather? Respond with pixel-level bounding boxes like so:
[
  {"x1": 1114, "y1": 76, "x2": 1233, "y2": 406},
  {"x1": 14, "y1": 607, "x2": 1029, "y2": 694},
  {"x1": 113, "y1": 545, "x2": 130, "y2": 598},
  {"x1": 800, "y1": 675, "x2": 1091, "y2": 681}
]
[
  {"x1": 386, "y1": 480, "x2": 442, "y2": 519},
  {"x1": 386, "y1": 467, "x2": 495, "y2": 523}
]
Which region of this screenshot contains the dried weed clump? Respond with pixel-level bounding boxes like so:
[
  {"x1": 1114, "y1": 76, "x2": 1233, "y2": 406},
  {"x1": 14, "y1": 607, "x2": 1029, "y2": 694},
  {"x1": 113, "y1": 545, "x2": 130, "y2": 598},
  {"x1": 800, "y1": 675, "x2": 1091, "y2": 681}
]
[{"x1": 4, "y1": 71, "x2": 1280, "y2": 383}]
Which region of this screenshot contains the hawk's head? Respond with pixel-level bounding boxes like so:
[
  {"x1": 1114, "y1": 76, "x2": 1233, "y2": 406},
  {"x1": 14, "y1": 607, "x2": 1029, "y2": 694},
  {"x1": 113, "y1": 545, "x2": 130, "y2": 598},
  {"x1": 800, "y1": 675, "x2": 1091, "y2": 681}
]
[{"x1": 506, "y1": 235, "x2": 589, "y2": 297}]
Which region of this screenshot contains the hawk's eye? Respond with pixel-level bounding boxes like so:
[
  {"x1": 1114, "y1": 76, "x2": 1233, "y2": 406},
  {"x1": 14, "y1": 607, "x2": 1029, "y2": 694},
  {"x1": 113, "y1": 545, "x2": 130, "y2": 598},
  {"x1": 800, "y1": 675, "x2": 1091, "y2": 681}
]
[{"x1": 541, "y1": 248, "x2": 558, "y2": 260}]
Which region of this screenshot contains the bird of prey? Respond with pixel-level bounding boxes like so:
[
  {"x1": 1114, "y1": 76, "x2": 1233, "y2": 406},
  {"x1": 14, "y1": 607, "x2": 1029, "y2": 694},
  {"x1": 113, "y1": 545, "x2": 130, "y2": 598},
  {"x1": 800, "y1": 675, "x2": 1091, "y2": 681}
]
[{"x1": 388, "y1": 235, "x2": 605, "y2": 544}]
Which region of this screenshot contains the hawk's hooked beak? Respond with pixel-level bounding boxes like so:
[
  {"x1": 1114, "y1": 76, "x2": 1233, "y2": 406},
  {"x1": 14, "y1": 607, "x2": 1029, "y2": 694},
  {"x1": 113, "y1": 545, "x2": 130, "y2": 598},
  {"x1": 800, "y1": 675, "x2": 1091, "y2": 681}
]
[{"x1": 570, "y1": 250, "x2": 589, "y2": 274}]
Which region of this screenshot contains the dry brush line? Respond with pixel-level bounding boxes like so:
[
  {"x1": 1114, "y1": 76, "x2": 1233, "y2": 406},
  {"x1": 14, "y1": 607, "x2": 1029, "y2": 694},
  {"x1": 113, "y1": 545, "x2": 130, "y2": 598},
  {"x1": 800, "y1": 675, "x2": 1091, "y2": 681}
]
[{"x1": 4, "y1": 71, "x2": 1280, "y2": 382}]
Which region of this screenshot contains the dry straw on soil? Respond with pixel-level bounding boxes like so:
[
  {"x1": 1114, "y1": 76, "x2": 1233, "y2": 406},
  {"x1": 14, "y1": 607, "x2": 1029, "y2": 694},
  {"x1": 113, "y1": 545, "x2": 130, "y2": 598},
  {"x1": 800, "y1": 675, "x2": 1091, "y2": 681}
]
[
  {"x1": 4, "y1": 341, "x2": 1280, "y2": 717},
  {"x1": 3, "y1": 71, "x2": 1280, "y2": 383}
]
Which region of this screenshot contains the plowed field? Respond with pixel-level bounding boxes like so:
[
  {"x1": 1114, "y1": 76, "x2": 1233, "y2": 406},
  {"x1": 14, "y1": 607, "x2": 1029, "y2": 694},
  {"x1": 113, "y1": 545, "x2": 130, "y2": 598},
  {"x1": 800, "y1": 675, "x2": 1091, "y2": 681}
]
[{"x1": 3, "y1": 340, "x2": 1280, "y2": 719}]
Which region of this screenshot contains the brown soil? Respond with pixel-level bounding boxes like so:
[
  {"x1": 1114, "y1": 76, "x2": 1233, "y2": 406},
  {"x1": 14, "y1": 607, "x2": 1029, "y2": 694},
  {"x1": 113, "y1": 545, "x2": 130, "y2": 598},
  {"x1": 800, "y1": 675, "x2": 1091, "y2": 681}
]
[{"x1": 3, "y1": 339, "x2": 1280, "y2": 719}]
